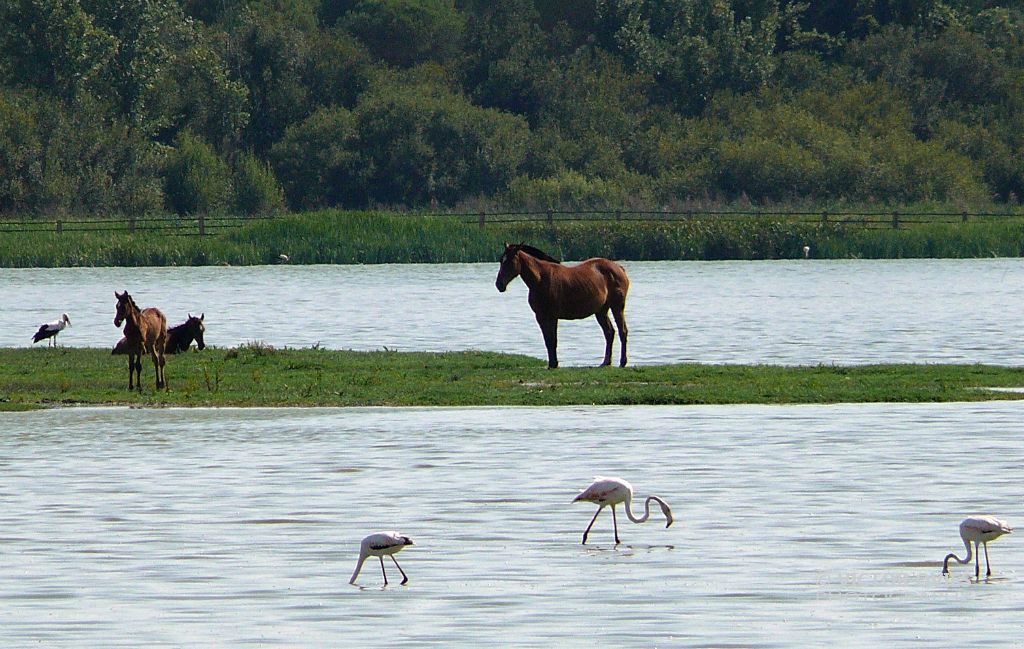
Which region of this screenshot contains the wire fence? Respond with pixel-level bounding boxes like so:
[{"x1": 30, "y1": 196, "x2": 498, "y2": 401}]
[
  {"x1": 0, "y1": 214, "x2": 265, "y2": 235},
  {"x1": 457, "y1": 208, "x2": 1019, "y2": 229},
  {"x1": 0, "y1": 208, "x2": 1019, "y2": 235}
]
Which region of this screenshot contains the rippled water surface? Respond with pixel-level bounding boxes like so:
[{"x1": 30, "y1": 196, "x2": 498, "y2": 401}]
[
  {"x1": 2, "y1": 403, "x2": 1024, "y2": 647},
  {"x1": 2, "y1": 258, "x2": 1023, "y2": 364}
]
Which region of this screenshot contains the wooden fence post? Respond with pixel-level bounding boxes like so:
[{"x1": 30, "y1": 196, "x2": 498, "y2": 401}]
[
  {"x1": 478, "y1": 211, "x2": 486, "y2": 228},
  {"x1": 55, "y1": 219, "x2": 62, "y2": 234},
  {"x1": 962, "y1": 211, "x2": 968, "y2": 223},
  {"x1": 128, "y1": 216, "x2": 136, "y2": 234},
  {"x1": 891, "y1": 211, "x2": 899, "y2": 229},
  {"x1": 198, "y1": 213, "x2": 206, "y2": 236},
  {"x1": 546, "y1": 208, "x2": 553, "y2": 225},
  {"x1": 615, "y1": 209, "x2": 621, "y2": 222},
  {"x1": 821, "y1": 210, "x2": 828, "y2": 224}
]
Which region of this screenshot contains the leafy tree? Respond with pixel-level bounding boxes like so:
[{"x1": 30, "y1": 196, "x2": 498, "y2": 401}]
[
  {"x1": 342, "y1": 0, "x2": 465, "y2": 67},
  {"x1": 938, "y1": 118, "x2": 1024, "y2": 201},
  {"x1": 82, "y1": 0, "x2": 183, "y2": 131},
  {"x1": 227, "y1": 2, "x2": 319, "y2": 153},
  {"x1": 1, "y1": 0, "x2": 1023, "y2": 211},
  {"x1": 461, "y1": 0, "x2": 553, "y2": 120},
  {"x1": 596, "y1": 0, "x2": 780, "y2": 114},
  {"x1": 269, "y1": 106, "x2": 363, "y2": 208},
  {"x1": 165, "y1": 40, "x2": 250, "y2": 148},
  {"x1": 0, "y1": 0, "x2": 115, "y2": 100},
  {"x1": 535, "y1": 47, "x2": 652, "y2": 155},
  {"x1": 305, "y1": 28, "x2": 375, "y2": 109},
  {"x1": 0, "y1": 0, "x2": 247, "y2": 144},
  {"x1": 848, "y1": 24, "x2": 1013, "y2": 136},
  {"x1": 0, "y1": 89, "x2": 164, "y2": 215}
]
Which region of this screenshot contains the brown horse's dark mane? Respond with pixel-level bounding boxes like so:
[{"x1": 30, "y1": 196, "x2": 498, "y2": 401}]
[
  {"x1": 125, "y1": 293, "x2": 141, "y2": 317},
  {"x1": 516, "y1": 244, "x2": 561, "y2": 264}
]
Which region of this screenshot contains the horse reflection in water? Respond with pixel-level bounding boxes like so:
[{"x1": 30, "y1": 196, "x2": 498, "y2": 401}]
[{"x1": 495, "y1": 243, "x2": 629, "y2": 369}]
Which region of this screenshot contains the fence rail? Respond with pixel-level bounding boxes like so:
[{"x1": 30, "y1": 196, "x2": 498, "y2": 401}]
[
  {"x1": 0, "y1": 214, "x2": 267, "y2": 235},
  {"x1": 456, "y1": 208, "x2": 1017, "y2": 228},
  {"x1": 0, "y1": 209, "x2": 1019, "y2": 235}
]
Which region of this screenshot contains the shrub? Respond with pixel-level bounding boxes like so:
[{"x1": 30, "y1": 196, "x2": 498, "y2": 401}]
[
  {"x1": 232, "y1": 151, "x2": 285, "y2": 215},
  {"x1": 505, "y1": 170, "x2": 643, "y2": 210},
  {"x1": 349, "y1": 75, "x2": 530, "y2": 206},
  {"x1": 164, "y1": 131, "x2": 232, "y2": 214},
  {"x1": 269, "y1": 106, "x2": 361, "y2": 209},
  {"x1": 0, "y1": 90, "x2": 165, "y2": 216}
]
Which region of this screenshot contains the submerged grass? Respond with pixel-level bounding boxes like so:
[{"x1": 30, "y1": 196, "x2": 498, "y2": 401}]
[
  {"x1": 1, "y1": 208, "x2": 1024, "y2": 267},
  {"x1": 2, "y1": 347, "x2": 1024, "y2": 411}
]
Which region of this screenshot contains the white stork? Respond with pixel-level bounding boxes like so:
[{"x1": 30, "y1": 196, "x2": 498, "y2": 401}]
[{"x1": 32, "y1": 313, "x2": 71, "y2": 347}]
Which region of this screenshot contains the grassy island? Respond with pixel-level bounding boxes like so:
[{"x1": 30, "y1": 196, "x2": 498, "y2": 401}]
[{"x1": 2, "y1": 346, "x2": 1024, "y2": 411}]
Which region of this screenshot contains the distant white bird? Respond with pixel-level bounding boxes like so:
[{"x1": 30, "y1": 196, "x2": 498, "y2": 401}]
[
  {"x1": 573, "y1": 476, "x2": 673, "y2": 545},
  {"x1": 803, "y1": 245, "x2": 811, "y2": 259},
  {"x1": 349, "y1": 531, "x2": 414, "y2": 586},
  {"x1": 278, "y1": 253, "x2": 290, "y2": 263},
  {"x1": 943, "y1": 515, "x2": 1013, "y2": 577},
  {"x1": 32, "y1": 313, "x2": 71, "y2": 347}
]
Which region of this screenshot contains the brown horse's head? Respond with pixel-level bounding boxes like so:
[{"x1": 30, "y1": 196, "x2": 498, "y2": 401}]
[
  {"x1": 495, "y1": 242, "x2": 522, "y2": 292},
  {"x1": 114, "y1": 291, "x2": 135, "y2": 327},
  {"x1": 496, "y1": 243, "x2": 560, "y2": 292},
  {"x1": 188, "y1": 313, "x2": 206, "y2": 350}
]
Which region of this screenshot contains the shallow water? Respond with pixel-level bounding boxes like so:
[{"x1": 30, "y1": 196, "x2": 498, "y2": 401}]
[
  {"x1": 1, "y1": 402, "x2": 1022, "y2": 647},
  {"x1": 3, "y1": 258, "x2": 1024, "y2": 365}
]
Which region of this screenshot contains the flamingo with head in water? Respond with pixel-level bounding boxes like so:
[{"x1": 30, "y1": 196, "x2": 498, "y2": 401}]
[
  {"x1": 349, "y1": 531, "x2": 414, "y2": 586},
  {"x1": 573, "y1": 476, "x2": 673, "y2": 545},
  {"x1": 943, "y1": 515, "x2": 1012, "y2": 577}
]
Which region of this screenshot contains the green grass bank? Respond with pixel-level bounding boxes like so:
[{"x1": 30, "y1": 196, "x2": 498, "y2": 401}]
[
  {"x1": 3, "y1": 347, "x2": 1024, "y2": 411},
  {"x1": 2, "y1": 208, "x2": 1024, "y2": 267}
]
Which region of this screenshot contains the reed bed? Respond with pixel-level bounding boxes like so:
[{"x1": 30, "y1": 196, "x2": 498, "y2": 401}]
[{"x1": 1, "y1": 209, "x2": 1023, "y2": 267}]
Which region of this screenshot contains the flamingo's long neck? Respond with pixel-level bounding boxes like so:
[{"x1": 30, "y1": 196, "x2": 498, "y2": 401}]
[
  {"x1": 623, "y1": 495, "x2": 652, "y2": 524},
  {"x1": 349, "y1": 553, "x2": 368, "y2": 584},
  {"x1": 944, "y1": 537, "x2": 973, "y2": 572},
  {"x1": 623, "y1": 495, "x2": 672, "y2": 526}
]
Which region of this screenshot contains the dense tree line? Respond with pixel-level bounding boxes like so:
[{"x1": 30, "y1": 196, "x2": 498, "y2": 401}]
[{"x1": 0, "y1": 0, "x2": 1022, "y2": 216}]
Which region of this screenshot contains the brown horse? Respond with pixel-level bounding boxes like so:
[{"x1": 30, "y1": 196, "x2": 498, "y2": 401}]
[
  {"x1": 113, "y1": 291, "x2": 168, "y2": 391},
  {"x1": 112, "y1": 313, "x2": 205, "y2": 355},
  {"x1": 165, "y1": 313, "x2": 206, "y2": 354},
  {"x1": 495, "y1": 243, "x2": 630, "y2": 369}
]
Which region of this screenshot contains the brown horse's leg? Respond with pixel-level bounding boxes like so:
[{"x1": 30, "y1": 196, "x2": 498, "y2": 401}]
[
  {"x1": 151, "y1": 348, "x2": 160, "y2": 389},
  {"x1": 612, "y1": 307, "x2": 628, "y2": 367},
  {"x1": 536, "y1": 315, "x2": 559, "y2": 369},
  {"x1": 131, "y1": 352, "x2": 143, "y2": 391},
  {"x1": 127, "y1": 353, "x2": 134, "y2": 390},
  {"x1": 156, "y1": 351, "x2": 167, "y2": 389},
  {"x1": 595, "y1": 309, "x2": 615, "y2": 367}
]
